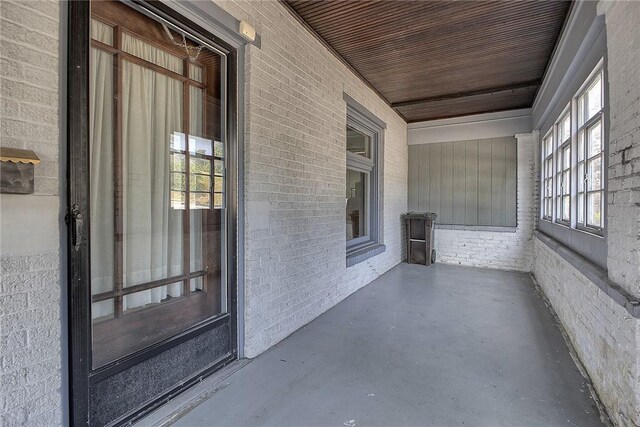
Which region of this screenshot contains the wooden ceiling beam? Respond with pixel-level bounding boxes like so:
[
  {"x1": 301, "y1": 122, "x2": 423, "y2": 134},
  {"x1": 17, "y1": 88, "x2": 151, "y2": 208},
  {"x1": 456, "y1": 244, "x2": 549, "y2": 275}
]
[{"x1": 391, "y1": 81, "x2": 540, "y2": 109}]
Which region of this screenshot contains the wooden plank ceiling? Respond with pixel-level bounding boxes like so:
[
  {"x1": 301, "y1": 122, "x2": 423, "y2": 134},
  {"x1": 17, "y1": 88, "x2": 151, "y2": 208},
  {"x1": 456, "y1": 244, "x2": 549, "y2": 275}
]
[{"x1": 283, "y1": 0, "x2": 571, "y2": 122}]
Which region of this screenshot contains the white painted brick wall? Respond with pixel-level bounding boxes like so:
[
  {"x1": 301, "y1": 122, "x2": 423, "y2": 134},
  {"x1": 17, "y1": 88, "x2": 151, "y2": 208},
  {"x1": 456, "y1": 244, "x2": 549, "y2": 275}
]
[
  {"x1": 215, "y1": 0, "x2": 407, "y2": 358},
  {"x1": 533, "y1": 239, "x2": 639, "y2": 426},
  {"x1": 433, "y1": 133, "x2": 537, "y2": 272},
  {"x1": 601, "y1": 1, "x2": 640, "y2": 298},
  {"x1": 0, "y1": 1, "x2": 62, "y2": 425}
]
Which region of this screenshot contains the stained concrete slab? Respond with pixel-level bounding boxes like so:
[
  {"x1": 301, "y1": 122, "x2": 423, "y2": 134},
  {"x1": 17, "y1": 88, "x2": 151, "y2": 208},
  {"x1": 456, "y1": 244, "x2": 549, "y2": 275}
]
[{"x1": 160, "y1": 263, "x2": 604, "y2": 426}]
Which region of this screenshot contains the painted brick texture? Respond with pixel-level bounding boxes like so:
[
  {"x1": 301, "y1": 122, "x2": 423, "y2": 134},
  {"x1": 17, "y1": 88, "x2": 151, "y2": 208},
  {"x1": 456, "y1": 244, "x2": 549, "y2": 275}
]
[
  {"x1": 533, "y1": 239, "x2": 639, "y2": 426},
  {"x1": 0, "y1": 1, "x2": 62, "y2": 426},
  {"x1": 433, "y1": 133, "x2": 537, "y2": 272},
  {"x1": 214, "y1": 0, "x2": 408, "y2": 358},
  {"x1": 602, "y1": 1, "x2": 640, "y2": 298}
]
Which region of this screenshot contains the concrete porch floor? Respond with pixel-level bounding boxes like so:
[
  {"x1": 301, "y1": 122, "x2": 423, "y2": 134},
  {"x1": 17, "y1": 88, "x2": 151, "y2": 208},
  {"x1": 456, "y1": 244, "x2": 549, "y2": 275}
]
[{"x1": 148, "y1": 263, "x2": 604, "y2": 426}]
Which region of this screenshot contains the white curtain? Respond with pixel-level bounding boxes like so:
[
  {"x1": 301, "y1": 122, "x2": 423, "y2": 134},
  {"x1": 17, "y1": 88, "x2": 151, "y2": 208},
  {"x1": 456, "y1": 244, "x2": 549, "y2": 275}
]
[
  {"x1": 91, "y1": 33, "x2": 194, "y2": 316},
  {"x1": 121, "y1": 39, "x2": 184, "y2": 310},
  {"x1": 90, "y1": 45, "x2": 115, "y2": 319}
]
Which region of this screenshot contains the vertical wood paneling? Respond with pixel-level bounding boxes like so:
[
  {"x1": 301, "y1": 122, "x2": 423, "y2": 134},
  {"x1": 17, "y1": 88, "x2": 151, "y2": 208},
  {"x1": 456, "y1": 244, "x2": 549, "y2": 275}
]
[
  {"x1": 407, "y1": 137, "x2": 516, "y2": 226},
  {"x1": 465, "y1": 140, "x2": 478, "y2": 225},
  {"x1": 477, "y1": 139, "x2": 492, "y2": 225},
  {"x1": 491, "y1": 138, "x2": 506, "y2": 226},
  {"x1": 452, "y1": 141, "x2": 466, "y2": 224},
  {"x1": 429, "y1": 143, "x2": 441, "y2": 218},
  {"x1": 505, "y1": 137, "x2": 517, "y2": 226},
  {"x1": 408, "y1": 145, "x2": 419, "y2": 211},
  {"x1": 418, "y1": 144, "x2": 430, "y2": 211},
  {"x1": 440, "y1": 142, "x2": 453, "y2": 223}
]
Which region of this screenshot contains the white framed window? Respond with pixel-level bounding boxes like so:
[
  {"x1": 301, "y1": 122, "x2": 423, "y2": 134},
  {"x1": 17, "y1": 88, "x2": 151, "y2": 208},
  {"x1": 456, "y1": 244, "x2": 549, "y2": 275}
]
[
  {"x1": 555, "y1": 110, "x2": 571, "y2": 224},
  {"x1": 542, "y1": 132, "x2": 554, "y2": 220},
  {"x1": 576, "y1": 71, "x2": 604, "y2": 231},
  {"x1": 540, "y1": 64, "x2": 604, "y2": 236}
]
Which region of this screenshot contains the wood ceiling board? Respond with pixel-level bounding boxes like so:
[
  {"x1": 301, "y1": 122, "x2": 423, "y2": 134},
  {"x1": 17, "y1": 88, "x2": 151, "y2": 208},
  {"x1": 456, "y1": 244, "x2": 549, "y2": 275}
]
[
  {"x1": 284, "y1": 0, "x2": 570, "y2": 122},
  {"x1": 396, "y1": 87, "x2": 538, "y2": 122}
]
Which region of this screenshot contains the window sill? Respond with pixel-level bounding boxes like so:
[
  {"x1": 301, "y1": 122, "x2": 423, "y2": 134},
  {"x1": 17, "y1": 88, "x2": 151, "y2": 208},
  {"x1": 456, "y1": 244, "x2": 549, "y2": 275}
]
[
  {"x1": 436, "y1": 224, "x2": 517, "y2": 233},
  {"x1": 346, "y1": 243, "x2": 386, "y2": 267},
  {"x1": 534, "y1": 230, "x2": 639, "y2": 318}
]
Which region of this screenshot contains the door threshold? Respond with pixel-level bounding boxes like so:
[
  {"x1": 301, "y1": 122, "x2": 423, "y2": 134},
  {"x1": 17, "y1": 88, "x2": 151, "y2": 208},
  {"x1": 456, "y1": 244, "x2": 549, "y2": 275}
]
[{"x1": 134, "y1": 358, "x2": 251, "y2": 427}]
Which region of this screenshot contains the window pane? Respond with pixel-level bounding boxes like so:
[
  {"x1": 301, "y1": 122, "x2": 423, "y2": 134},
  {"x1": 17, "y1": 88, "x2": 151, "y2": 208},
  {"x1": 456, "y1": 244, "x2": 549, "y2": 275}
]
[
  {"x1": 214, "y1": 140, "x2": 224, "y2": 158},
  {"x1": 545, "y1": 136, "x2": 553, "y2": 157},
  {"x1": 171, "y1": 191, "x2": 186, "y2": 209},
  {"x1": 213, "y1": 192, "x2": 224, "y2": 207},
  {"x1": 578, "y1": 193, "x2": 584, "y2": 223},
  {"x1": 563, "y1": 146, "x2": 570, "y2": 169},
  {"x1": 191, "y1": 174, "x2": 210, "y2": 192},
  {"x1": 562, "y1": 171, "x2": 570, "y2": 195},
  {"x1": 563, "y1": 196, "x2": 570, "y2": 221},
  {"x1": 578, "y1": 96, "x2": 585, "y2": 127},
  {"x1": 578, "y1": 163, "x2": 585, "y2": 192},
  {"x1": 191, "y1": 157, "x2": 211, "y2": 175},
  {"x1": 171, "y1": 172, "x2": 185, "y2": 191},
  {"x1": 346, "y1": 169, "x2": 367, "y2": 240},
  {"x1": 214, "y1": 175, "x2": 224, "y2": 192},
  {"x1": 213, "y1": 159, "x2": 224, "y2": 175},
  {"x1": 121, "y1": 32, "x2": 183, "y2": 74},
  {"x1": 91, "y1": 18, "x2": 113, "y2": 45},
  {"x1": 586, "y1": 76, "x2": 602, "y2": 122},
  {"x1": 587, "y1": 192, "x2": 603, "y2": 227},
  {"x1": 560, "y1": 114, "x2": 570, "y2": 142},
  {"x1": 171, "y1": 153, "x2": 185, "y2": 172},
  {"x1": 124, "y1": 283, "x2": 184, "y2": 312},
  {"x1": 578, "y1": 131, "x2": 585, "y2": 161},
  {"x1": 588, "y1": 121, "x2": 602, "y2": 158},
  {"x1": 347, "y1": 126, "x2": 371, "y2": 158},
  {"x1": 190, "y1": 276, "x2": 204, "y2": 292},
  {"x1": 587, "y1": 156, "x2": 602, "y2": 191},
  {"x1": 190, "y1": 192, "x2": 211, "y2": 209},
  {"x1": 189, "y1": 63, "x2": 204, "y2": 83}
]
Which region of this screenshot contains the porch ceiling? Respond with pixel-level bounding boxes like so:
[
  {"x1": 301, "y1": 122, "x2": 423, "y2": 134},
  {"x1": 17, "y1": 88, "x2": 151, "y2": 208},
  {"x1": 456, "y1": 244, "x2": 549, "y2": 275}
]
[{"x1": 282, "y1": 0, "x2": 571, "y2": 122}]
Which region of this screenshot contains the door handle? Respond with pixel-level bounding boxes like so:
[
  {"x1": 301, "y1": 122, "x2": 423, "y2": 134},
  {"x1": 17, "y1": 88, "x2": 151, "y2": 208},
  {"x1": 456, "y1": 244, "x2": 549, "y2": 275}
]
[{"x1": 68, "y1": 204, "x2": 84, "y2": 248}]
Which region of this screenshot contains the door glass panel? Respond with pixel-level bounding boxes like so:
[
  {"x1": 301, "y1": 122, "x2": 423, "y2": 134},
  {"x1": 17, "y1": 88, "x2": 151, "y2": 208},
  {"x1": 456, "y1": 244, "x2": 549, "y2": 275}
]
[{"x1": 89, "y1": 1, "x2": 227, "y2": 368}]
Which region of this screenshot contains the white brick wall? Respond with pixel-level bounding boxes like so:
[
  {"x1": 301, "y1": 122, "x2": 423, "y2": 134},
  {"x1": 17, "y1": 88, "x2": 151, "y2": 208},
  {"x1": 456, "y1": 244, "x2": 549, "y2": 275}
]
[
  {"x1": 0, "y1": 0, "x2": 63, "y2": 425},
  {"x1": 531, "y1": 4, "x2": 640, "y2": 425},
  {"x1": 533, "y1": 239, "x2": 639, "y2": 426},
  {"x1": 214, "y1": 0, "x2": 408, "y2": 357},
  {"x1": 601, "y1": 1, "x2": 640, "y2": 298},
  {"x1": 433, "y1": 133, "x2": 537, "y2": 272}
]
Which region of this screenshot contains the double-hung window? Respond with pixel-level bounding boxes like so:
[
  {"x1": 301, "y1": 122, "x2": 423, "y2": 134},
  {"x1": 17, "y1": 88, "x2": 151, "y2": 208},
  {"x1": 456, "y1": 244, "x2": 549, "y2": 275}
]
[
  {"x1": 345, "y1": 97, "x2": 385, "y2": 265},
  {"x1": 577, "y1": 72, "x2": 604, "y2": 230}
]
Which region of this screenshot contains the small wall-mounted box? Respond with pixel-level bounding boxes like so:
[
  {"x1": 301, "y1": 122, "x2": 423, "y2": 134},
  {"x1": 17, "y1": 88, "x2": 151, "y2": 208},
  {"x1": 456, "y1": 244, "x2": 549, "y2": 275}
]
[{"x1": 0, "y1": 147, "x2": 40, "y2": 194}]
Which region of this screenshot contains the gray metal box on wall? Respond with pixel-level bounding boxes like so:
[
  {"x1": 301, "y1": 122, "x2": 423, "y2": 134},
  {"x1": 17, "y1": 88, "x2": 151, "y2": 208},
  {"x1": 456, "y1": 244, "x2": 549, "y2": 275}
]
[{"x1": 403, "y1": 212, "x2": 437, "y2": 266}]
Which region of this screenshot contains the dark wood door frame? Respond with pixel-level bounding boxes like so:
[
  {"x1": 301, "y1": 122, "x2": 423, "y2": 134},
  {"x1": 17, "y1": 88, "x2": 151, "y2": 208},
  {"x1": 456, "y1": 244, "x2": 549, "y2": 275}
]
[{"x1": 66, "y1": 1, "x2": 239, "y2": 424}]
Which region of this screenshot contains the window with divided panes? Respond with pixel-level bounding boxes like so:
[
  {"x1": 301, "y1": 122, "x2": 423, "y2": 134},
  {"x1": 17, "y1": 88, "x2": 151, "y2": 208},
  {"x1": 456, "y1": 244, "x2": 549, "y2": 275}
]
[{"x1": 540, "y1": 65, "x2": 604, "y2": 235}]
